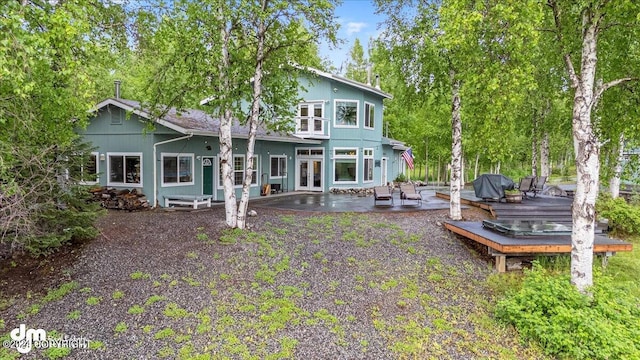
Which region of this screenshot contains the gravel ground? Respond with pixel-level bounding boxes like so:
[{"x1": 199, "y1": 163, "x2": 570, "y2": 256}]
[{"x1": 0, "y1": 206, "x2": 545, "y2": 359}]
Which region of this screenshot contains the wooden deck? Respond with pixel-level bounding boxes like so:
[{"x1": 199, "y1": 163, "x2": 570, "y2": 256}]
[
  {"x1": 435, "y1": 190, "x2": 573, "y2": 221},
  {"x1": 437, "y1": 190, "x2": 633, "y2": 271}
]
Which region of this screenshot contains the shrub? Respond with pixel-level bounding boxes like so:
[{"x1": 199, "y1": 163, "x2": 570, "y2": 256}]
[
  {"x1": 495, "y1": 263, "x2": 640, "y2": 359},
  {"x1": 596, "y1": 193, "x2": 640, "y2": 235},
  {"x1": 394, "y1": 173, "x2": 407, "y2": 183}
]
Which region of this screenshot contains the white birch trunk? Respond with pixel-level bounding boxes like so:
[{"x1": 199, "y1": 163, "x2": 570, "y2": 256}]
[
  {"x1": 237, "y1": 16, "x2": 266, "y2": 230},
  {"x1": 531, "y1": 112, "x2": 538, "y2": 176},
  {"x1": 220, "y1": 109, "x2": 237, "y2": 227},
  {"x1": 449, "y1": 72, "x2": 462, "y2": 220},
  {"x1": 424, "y1": 139, "x2": 429, "y2": 184},
  {"x1": 218, "y1": 14, "x2": 237, "y2": 228},
  {"x1": 569, "y1": 10, "x2": 599, "y2": 293},
  {"x1": 474, "y1": 152, "x2": 479, "y2": 180},
  {"x1": 540, "y1": 132, "x2": 550, "y2": 177},
  {"x1": 609, "y1": 133, "x2": 624, "y2": 198}
]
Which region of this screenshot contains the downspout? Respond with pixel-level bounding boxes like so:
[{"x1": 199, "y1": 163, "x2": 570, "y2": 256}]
[{"x1": 152, "y1": 134, "x2": 194, "y2": 207}]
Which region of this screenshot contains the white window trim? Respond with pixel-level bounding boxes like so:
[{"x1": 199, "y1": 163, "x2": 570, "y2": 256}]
[
  {"x1": 270, "y1": 155, "x2": 287, "y2": 179},
  {"x1": 333, "y1": 147, "x2": 359, "y2": 184},
  {"x1": 363, "y1": 148, "x2": 374, "y2": 183},
  {"x1": 106, "y1": 152, "x2": 143, "y2": 188},
  {"x1": 364, "y1": 102, "x2": 375, "y2": 130},
  {"x1": 78, "y1": 151, "x2": 99, "y2": 185},
  {"x1": 334, "y1": 99, "x2": 359, "y2": 128},
  {"x1": 161, "y1": 153, "x2": 195, "y2": 187},
  {"x1": 217, "y1": 154, "x2": 259, "y2": 188}
]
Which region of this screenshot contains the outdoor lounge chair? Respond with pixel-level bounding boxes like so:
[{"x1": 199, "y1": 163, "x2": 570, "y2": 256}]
[
  {"x1": 517, "y1": 176, "x2": 535, "y2": 199},
  {"x1": 400, "y1": 183, "x2": 422, "y2": 206},
  {"x1": 373, "y1": 186, "x2": 394, "y2": 206},
  {"x1": 530, "y1": 175, "x2": 547, "y2": 197}
]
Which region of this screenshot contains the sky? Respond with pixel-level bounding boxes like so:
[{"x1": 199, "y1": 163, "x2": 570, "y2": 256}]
[{"x1": 318, "y1": 0, "x2": 387, "y2": 74}]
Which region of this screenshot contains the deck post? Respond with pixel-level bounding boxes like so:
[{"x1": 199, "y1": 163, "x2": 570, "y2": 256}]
[
  {"x1": 489, "y1": 247, "x2": 507, "y2": 273},
  {"x1": 601, "y1": 251, "x2": 613, "y2": 268}
]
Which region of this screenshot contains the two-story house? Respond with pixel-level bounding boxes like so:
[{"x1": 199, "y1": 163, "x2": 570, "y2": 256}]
[{"x1": 78, "y1": 67, "x2": 408, "y2": 207}]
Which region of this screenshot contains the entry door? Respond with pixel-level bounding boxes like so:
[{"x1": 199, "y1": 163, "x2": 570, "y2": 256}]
[
  {"x1": 297, "y1": 159, "x2": 323, "y2": 191},
  {"x1": 381, "y1": 157, "x2": 388, "y2": 186},
  {"x1": 202, "y1": 156, "x2": 215, "y2": 199}
]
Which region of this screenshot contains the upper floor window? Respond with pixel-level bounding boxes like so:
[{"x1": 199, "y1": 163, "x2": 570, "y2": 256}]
[
  {"x1": 364, "y1": 102, "x2": 375, "y2": 129},
  {"x1": 161, "y1": 153, "x2": 194, "y2": 186},
  {"x1": 334, "y1": 100, "x2": 358, "y2": 127},
  {"x1": 108, "y1": 152, "x2": 142, "y2": 187}
]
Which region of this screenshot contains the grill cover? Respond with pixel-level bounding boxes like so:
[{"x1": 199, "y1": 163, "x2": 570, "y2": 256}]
[{"x1": 472, "y1": 174, "x2": 515, "y2": 199}]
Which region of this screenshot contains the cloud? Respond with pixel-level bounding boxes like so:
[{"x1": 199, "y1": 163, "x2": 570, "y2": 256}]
[{"x1": 346, "y1": 22, "x2": 368, "y2": 36}]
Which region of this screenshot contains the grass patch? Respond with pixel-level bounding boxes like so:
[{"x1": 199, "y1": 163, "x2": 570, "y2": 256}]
[
  {"x1": 42, "y1": 281, "x2": 78, "y2": 303},
  {"x1": 130, "y1": 271, "x2": 151, "y2": 280}
]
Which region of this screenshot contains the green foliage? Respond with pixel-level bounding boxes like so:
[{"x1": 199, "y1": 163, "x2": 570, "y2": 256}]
[
  {"x1": 596, "y1": 193, "x2": 640, "y2": 235},
  {"x1": 42, "y1": 281, "x2": 78, "y2": 303},
  {"x1": 495, "y1": 263, "x2": 640, "y2": 359},
  {"x1": 0, "y1": 0, "x2": 121, "y2": 257},
  {"x1": 394, "y1": 173, "x2": 407, "y2": 183}
]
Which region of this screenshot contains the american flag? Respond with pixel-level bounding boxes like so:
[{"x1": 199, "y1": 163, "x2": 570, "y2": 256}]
[{"x1": 402, "y1": 148, "x2": 414, "y2": 170}]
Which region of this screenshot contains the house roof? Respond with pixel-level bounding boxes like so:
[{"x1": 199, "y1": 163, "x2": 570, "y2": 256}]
[
  {"x1": 200, "y1": 66, "x2": 393, "y2": 106},
  {"x1": 382, "y1": 137, "x2": 408, "y2": 151},
  {"x1": 92, "y1": 98, "x2": 321, "y2": 144},
  {"x1": 301, "y1": 67, "x2": 393, "y2": 100}
]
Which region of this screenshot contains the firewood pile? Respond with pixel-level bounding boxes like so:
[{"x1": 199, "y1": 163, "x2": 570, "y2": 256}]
[{"x1": 89, "y1": 187, "x2": 150, "y2": 211}]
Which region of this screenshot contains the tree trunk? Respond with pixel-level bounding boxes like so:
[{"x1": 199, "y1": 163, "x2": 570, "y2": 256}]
[
  {"x1": 609, "y1": 133, "x2": 624, "y2": 198},
  {"x1": 568, "y1": 9, "x2": 600, "y2": 293},
  {"x1": 531, "y1": 111, "x2": 539, "y2": 176},
  {"x1": 460, "y1": 156, "x2": 465, "y2": 189},
  {"x1": 474, "y1": 152, "x2": 479, "y2": 180},
  {"x1": 540, "y1": 132, "x2": 550, "y2": 177},
  {"x1": 220, "y1": 109, "x2": 237, "y2": 227},
  {"x1": 449, "y1": 71, "x2": 462, "y2": 220},
  {"x1": 218, "y1": 15, "x2": 237, "y2": 227},
  {"x1": 236, "y1": 14, "x2": 267, "y2": 230},
  {"x1": 437, "y1": 156, "x2": 441, "y2": 186},
  {"x1": 424, "y1": 139, "x2": 429, "y2": 184}
]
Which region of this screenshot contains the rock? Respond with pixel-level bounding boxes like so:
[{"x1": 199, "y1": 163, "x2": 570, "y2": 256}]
[
  {"x1": 248, "y1": 210, "x2": 257, "y2": 217},
  {"x1": 543, "y1": 185, "x2": 567, "y2": 197}
]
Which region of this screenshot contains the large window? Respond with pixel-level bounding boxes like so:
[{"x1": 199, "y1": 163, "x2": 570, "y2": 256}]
[
  {"x1": 364, "y1": 102, "x2": 375, "y2": 129},
  {"x1": 333, "y1": 148, "x2": 358, "y2": 183},
  {"x1": 270, "y1": 156, "x2": 287, "y2": 178},
  {"x1": 363, "y1": 148, "x2": 374, "y2": 182},
  {"x1": 162, "y1": 153, "x2": 194, "y2": 186},
  {"x1": 108, "y1": 152, "x2": 142, "y2": 187},
  {"x1": 218, "y1": 155, "x2": 258, "y2": 187},
  {"x1": 334, "y1": 100, "x2": 358, "y2": 127}
]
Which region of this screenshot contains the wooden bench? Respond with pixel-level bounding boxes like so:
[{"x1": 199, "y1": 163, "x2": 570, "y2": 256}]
[{"x1": 164, "y1": 195, "x2": 212, "y2": 209}]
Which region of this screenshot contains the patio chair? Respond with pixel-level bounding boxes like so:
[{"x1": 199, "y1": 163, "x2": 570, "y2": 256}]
[
  {"x1": 400, "y1": 183, "x2": 422, "y2": 206},
  {"x1": 373, "y1": 186, "x2": 394, "y2": 206},
  {"x1": 517, "y1": 176, "x2": 535, "y2": 199},
  {"x1": 531, "y1": 176, "x2": 547, "y2": 197}
]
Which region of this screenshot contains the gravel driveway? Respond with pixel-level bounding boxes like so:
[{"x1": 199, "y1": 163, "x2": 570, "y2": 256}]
[{"x1": 0, "y1": 206, "x2": 545, "y2": 359}]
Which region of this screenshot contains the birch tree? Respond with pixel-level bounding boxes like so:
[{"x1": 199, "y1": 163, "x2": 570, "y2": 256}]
[
  {"x1": 546, "y1": 0, "x2": 640, "y2": 292},
  {"x1": 142, "y1": 0, "x2": 337, "y2": 228},
  {"x1": 377, "y1": 0, "x2": 540, "y2": 220}
]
